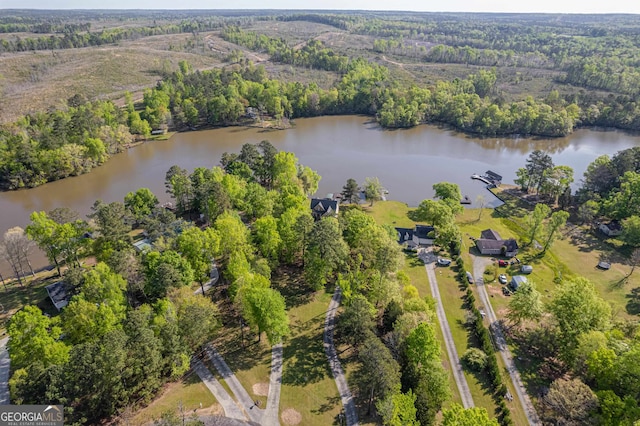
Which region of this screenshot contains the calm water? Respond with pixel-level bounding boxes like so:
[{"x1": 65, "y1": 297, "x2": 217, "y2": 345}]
[{"x1": 1, "y1": 115, "x2": 639, "y2": 273}]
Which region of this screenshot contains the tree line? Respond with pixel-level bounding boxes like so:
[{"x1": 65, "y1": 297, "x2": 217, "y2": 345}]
[
  {"x1": 221, "y1": 27, "x2": 351, "y2": 73},
  {"x1": 0, "y1": 20, "x2": 223, "y2": 53}
]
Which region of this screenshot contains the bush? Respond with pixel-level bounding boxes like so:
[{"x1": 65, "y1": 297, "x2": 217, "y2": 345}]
[
  {"x1": 461, "y1": 348, "x2": 488, "y2": 372},
  {"x1": 484, "y1": 265, "x2": 497, "y2": 281}
]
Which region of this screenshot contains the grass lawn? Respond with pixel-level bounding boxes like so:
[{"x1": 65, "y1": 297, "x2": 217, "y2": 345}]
[
  {"x1": 210, "y1": 292, "x2": 272, "y2": 408},
  {"x1": 279, "y1": 288, "x2": 343, "y2": 426},
  {"x1": 130, "y1": 374, "x2": 220, "y2": 426},
  {"x1": 0, "y1": 269, "x2": 64, "y2": 335}
]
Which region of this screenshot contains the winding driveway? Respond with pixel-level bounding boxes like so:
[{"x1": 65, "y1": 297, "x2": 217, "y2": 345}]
[
  {"x1": 419, "y1": 248, "x2": 474, "y2": 409},
  {"x1": 471, "y1": 254, "x2": 541, "y2": 426},
  {"x1": 324, "y1": 287, "x2": 359, "y2": 426}
]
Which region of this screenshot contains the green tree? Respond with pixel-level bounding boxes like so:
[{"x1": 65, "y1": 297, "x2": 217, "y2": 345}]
[
  {"x1": 413, "y1": 199, "x2": 454, "y2": 228},
  {"x1": 124, "y1": 188, "x2": 159, "y2": 221},
  {"x1": 526, "y1": 203, "x2": 551, "y2": 246},
  {"x1": 358, "y1": 333, "x2": 401, "y2": 415},
  {"x1": 542, "y1": 210, "x2": 570, "y2": 252},
  {"x1": 171, "y1": 287, "x2": 219, "y2": 351},
  {"x1": 175, "y1": 226, "x2": 220, "y2": 293},
  {"x1": 8, "y1": 305, "x2": 69, "y2": 371},
  {"x1": 338, "y1": 294, "x2": 376, "y2": 347},
  {"x1": 237, "y1": 284, "x2": 289, "y2": 344},
  {"x1": 507, "y1": 280, "x2": 543, "y2": 325},
  {"x1": 543, "y1": 165, "x2": 574, "y2": 207},
  {"x1": 442, "y1": 404, "x2": 499, "y2": 426},
  {"x1": 433, "y1": 182, "x2": 464, "y2": 215},
  {"x1": 605, "y1": 171, "x2": 640, "y2": 220},
  {"x1": 525, "y1": 150, "x2": 554, "y2": 193},
  {"x1": 548, "y1": 277, "x2": 611, "y2": 358},
  {"x1": 62, "y1": 296, "x2": 123, "y2": 344},
  {"x1": 377, "y1": 390, "x2": 419, "y2": 426},
  {"x1": 621, "y1": 216, "x2": 640, "y2": 247},
  {"x1": 214, "y1": 212, "x2": 250, "y2": 259},
  {"x1": 252, "y1": 216, "x2": 282, "y2": 265},
  {"x1": 304, "y1": 217, "x2": 349, "y2": 289},
  {"x1": 143, "y1": 251, "x2": 194, "y2": 300},
  {"x1": 364, "y1": 177, "x2": 384, "y2": 206},
  {"x1": 25, "y1": 211, "x2": 64, "y2": 276},
  {"x1": 341, "y1": 178, "x2": 360, "y2": 204}
]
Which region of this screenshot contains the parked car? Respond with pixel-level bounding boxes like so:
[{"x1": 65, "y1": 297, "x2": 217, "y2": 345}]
[
  {"x1": 466, "y1": 271, "x2": 474, "y2": 283},
  {"x1": 498, "y1": 259, "x2": 509, "y2": 267},
  {"x1": 498, "y1": 274, "x2": 508, "y2": 284},
  {"x1": 502, "y1": 286, "x2": 512, "y2": 296},
  {"x1": 437, "y1": 257, "x2": 452, "y2": 266},
  {"x1": 521, "y1": 265, "x2": 533, "y2": 274}
]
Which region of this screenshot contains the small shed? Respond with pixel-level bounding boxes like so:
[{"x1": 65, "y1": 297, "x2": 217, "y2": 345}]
[
  {"x1": 510, "y1": 275, "x2": 528, "y2": 291},
  {"x1": 521, "y1": 265, "x2": 533, "y2": 274},
  {"x1": 45, "y1": 281, "x2": 70, "y2": 311}
]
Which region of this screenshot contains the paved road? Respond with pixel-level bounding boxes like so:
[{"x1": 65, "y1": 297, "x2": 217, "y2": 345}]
[
  {"x1": 0, "y1": 337, "x2": 8, "y2": 405},
  {"x1": 263, "y1": 343, "x2": 283, "y2": 426},
  {"x1": 324, "y1": 287, "x2": 359, "y2": 426},
  {"x1": 206, "y1": 345, "x2": 265, "y2": 425},
  {"x1": 471, "y1": 255, "x2": 541, "y2": 426},
  {"x1": 193, "y1": 358, "x2": 247, "y2": 421},
  {"x1": 419, "y1": 248, "x2": 474, "y2": 409}
]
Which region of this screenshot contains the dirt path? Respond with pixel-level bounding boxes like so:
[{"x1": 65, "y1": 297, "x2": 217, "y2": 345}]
[
  {"x1": 419, "y1": 248, "x2": 475, "y2": 409},
  {"x1": 471, "y1": 254, "x2": 541, "y2": 425},
  {"x1": 324, "y1": 287, "x2": 359, "y2": 426}
]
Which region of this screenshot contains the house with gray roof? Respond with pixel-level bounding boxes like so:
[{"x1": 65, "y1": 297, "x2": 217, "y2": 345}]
[
  {"x1": 476, "y1": 229, "x2": 518, "y2": 257},
  {"x1": 396, "y1": 225, "x2": 435, "y2": 248},
  {"x1": 310, "y1": 198, "x2": 339, "y2": 221},
  {"x1": 45, "y1": 281, "x2": 70, "y2": 311}
]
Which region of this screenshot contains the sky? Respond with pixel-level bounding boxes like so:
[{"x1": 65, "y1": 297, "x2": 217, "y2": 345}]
[{"x1": 3, "y1": 0, "x2": 640, "y2": 13}]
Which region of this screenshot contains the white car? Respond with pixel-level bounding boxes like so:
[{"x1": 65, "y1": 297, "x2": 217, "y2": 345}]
[
  {"x1": 437, "y1": 257, "x2": 452, "y2": 266},
  {"x1": 498, "y1": 274, "x2": 508, "y2": 284}
]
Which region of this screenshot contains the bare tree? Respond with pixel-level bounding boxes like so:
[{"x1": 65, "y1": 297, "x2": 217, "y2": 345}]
[
  {"x1": 476, "y1": 194, "x2": 487, "y2": 221},
  {"x1": 1, "y1": 227, "x2": 36, "y2": 285}
]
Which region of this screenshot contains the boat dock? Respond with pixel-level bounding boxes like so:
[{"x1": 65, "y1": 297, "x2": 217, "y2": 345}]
[{"x1": 471, "y1": 174, "x2": 493, "y2": 185}]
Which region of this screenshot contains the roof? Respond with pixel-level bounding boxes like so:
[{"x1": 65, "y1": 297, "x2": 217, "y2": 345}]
[
  {"x1": 486, "y1": 170, "x2": 503, "y2": 181},
  {"x1": 133, "y1": 239, "x2": 153, "y2": 252},
  {"x1": 310, "y1": 198, "x2": 338, "y2": 215},
  {"x1": 395, "y1": 227, "x2": 414, "y2": 243},
  {"x1": 414, "y1": 225, "x2": 435, "y2": 239},
  {"x1": 510, "y1": 275, "x2": 528, "y2": 288},
  {"x1": 45, "y1": 281, "x2": 70, "y2": 310},
  {"x1": 480, "y1": 229, "x2": 502, "y2": 240},
  {"x1": 503, "y1": 239, "x2": 519, "y2": 252},
  {"x1": 603, "y1": 220, "x2": 622, "y2": 231},
  {"x1": 476, "y1": 239, "x2": 504, "y2": 251}
]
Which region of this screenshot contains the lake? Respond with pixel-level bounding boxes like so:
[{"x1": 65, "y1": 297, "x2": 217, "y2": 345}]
[{"x1": 1, "y1": 115, "x2": 639, "y2": 274}]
